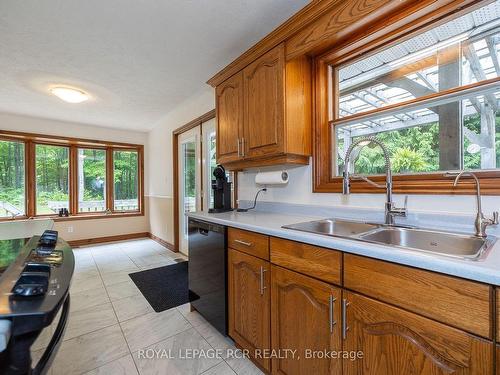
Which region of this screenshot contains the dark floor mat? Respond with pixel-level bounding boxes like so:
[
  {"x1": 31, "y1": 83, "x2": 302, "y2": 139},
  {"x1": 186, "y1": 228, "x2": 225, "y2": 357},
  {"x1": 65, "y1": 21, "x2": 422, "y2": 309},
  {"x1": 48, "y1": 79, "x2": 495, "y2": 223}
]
[{"x1": 129, "y1": 262, "x2": 196, "y2": 312}]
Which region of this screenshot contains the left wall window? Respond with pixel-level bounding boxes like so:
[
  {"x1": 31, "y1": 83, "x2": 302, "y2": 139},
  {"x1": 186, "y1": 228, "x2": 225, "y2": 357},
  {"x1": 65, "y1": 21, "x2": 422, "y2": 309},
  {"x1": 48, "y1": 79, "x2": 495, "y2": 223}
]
[
  {"x1": 35, "y1": 144, "x2": 69, "y2": 215},
  {"x1": 0, "y1": 131, "x2": 143, "y2": 220},
  {"x1": 0, "y1": 140, "x2": 25, "y2": 218}
]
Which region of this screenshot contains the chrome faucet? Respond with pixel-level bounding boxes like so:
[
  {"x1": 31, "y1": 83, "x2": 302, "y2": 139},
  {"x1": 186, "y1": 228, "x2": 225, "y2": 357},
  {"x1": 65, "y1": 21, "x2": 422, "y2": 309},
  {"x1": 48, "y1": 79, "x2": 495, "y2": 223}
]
[
  {"x1": 445, "y1": 171, "x2": 499, "y2": 238},
  {"x1": 342, "y1": 137, "x2": 407, "y2": 226}
]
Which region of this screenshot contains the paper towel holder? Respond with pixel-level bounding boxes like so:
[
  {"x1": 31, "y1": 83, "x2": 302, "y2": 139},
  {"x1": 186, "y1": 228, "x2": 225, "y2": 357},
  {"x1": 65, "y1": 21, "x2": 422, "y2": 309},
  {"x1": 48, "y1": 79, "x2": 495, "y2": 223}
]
[{"x1": 255, "y1": 170, "x2": 289, "y2": 185}]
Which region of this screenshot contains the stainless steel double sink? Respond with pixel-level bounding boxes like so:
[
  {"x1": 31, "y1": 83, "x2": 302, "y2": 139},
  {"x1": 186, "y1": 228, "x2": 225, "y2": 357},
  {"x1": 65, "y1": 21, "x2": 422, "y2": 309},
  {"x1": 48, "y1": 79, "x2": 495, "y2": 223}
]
[{"x1": 282, "y1": 219, "x2": 496, "y2": 261}]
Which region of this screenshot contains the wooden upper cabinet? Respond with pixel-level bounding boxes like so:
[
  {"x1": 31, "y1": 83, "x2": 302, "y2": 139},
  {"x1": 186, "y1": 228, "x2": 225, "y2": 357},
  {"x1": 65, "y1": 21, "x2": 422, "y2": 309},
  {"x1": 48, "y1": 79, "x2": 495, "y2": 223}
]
[
  {"x1": 243, "y1": 43, "x2": 285, "y2": 158},
  {"x1": 271, "y1": 265, "x2": 342, "y2": 375},
  {"x1": 343, "y1": 291, "x2": 494, "y2": 375},
  {"x1": 228, "y1": 249, "x2": 271, "y2": 372},
  {"x1": 215, "y1": 43, "x2": 311, "y2": 170},
  {"x1": 216, "y1": 71, "x2": 244, "y2": 164}
]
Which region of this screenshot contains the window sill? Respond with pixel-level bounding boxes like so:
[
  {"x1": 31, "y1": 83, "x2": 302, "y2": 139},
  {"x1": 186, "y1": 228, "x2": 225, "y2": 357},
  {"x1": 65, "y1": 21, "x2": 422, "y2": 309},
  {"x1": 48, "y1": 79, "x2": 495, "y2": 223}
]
[{"x1": 52, "y1": 212, "x2": 144, "y2": 222}]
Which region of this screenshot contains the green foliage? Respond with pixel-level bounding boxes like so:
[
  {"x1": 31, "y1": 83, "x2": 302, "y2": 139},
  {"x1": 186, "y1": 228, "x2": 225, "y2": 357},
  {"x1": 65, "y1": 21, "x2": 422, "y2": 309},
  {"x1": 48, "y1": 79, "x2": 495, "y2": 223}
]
[
  {"x1": 343, "y1": 123, "x2": 439, "y2": 175},
  {"x1": 81, "y1": 149, "x2": 106, "y2": 201},
  {"x1": 182, "y1": 143, "x2": 196, "y2": 197},
  {"x1": 340, "y1": 111, "x2": 500, "y2": 175},
  {"x1": 0, "y1": 140, "x2": 25, "y2": 215},
  {"x1": 391, "y1": 148, "x2": 428, "y2": 173},
  {"x1": 0, "y1": 144, "x2": 138, "y2": 215},
  {"x1": 114, "y1": 150, "x2": 138, "y2": 201}
]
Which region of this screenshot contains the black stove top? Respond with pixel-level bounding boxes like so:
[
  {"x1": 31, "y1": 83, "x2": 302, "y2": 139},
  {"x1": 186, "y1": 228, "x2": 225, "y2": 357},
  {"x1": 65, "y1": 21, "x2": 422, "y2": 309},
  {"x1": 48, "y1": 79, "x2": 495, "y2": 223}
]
[
  {"x1": 0, "y1": 232, "x2": 74, "y2": 375},
  {"x1": 0, "y1": 238, "x2": 29, "y2": 276}
]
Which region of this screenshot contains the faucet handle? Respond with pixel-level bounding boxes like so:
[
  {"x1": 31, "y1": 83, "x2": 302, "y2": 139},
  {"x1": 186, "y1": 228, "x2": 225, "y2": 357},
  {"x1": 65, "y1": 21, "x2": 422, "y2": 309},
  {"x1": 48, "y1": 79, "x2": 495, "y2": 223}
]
[
  {"x1": 389, "y1": 196, "x2": 408, "y2": 218},
  {"x1": 492, "y1": 211, "x2": 499, "y2": 225}
]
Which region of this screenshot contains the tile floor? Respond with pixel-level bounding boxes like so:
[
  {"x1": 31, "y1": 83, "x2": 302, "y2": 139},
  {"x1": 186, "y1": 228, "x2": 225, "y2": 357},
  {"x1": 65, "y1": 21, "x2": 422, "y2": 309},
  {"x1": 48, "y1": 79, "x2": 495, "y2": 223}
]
[{"x1": 32, "y1": 238, "x2": 263, "y2": 375}]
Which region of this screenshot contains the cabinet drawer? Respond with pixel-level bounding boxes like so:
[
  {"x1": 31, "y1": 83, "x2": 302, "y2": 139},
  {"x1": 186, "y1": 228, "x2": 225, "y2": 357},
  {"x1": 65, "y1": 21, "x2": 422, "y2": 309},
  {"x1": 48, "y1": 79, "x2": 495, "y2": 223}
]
[
  {"x1": 270, "y1": 237, "x2": 342, "y2": 285},
  {"x1": 228, "y1": 228, "x2": 269, "y2": 260},
  {"x1": 344, "y1": 254, "x2": 492, "y2": 338}
]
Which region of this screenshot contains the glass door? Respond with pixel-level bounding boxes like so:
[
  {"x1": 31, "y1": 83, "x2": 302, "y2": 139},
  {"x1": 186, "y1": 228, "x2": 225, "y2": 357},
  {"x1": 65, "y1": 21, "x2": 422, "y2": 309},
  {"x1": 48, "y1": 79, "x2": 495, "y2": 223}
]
[
  {"x1": 202, "y1": 118, "x2": 217, "y2": 210},
  {"x1": 178, "y1": 126, "x2": 201, "y2": 255}
]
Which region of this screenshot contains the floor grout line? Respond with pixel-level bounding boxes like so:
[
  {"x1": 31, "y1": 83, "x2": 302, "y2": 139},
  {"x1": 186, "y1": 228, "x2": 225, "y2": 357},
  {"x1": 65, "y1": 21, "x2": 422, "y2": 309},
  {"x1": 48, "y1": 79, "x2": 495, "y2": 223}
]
[{"x1": 55, "y1": 240, "x2": 207, "y2": 375}]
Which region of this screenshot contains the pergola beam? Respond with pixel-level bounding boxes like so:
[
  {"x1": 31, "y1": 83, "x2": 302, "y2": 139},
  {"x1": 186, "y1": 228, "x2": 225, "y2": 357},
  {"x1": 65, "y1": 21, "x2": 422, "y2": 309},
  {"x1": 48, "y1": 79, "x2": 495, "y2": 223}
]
[
  {"x1": 486, "y1": 36, "x2": 500, "y2": 76},
  {"x1": 415, "y1": 72, "x2": 437, "y2": 91},
  {"x1": 464, "y1": 43, "x2": 499, "y2": 111}
]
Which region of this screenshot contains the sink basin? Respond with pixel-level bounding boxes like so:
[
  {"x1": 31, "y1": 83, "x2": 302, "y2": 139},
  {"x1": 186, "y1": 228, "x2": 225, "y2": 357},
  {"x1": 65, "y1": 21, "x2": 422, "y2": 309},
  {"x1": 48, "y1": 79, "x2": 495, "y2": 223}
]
[
  {"x1": 359, "y1": 227, "x2": 495, "y2": 260},
  {"x1": 283, "y1": 218, "x2": 496, "y2": 261},
  {"x1": 282, "y1": 219, "x2": 381, "y2": 238}
]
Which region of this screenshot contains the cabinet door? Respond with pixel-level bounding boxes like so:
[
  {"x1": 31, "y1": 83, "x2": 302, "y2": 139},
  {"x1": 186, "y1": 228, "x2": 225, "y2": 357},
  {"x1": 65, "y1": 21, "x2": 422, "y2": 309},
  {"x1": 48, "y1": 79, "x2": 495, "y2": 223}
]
[
  {"x1": 343, "y1": 291, "x2": 493, "y2": 375},
  {"x1": 496, "y1": 345, "x2": 500, "y2": 375},
  {"x1": 243, "y1": 43, "x2": 285, "y2": 158},
  {"x1": 271, "y1": 265, "x2": 342, "y2": 375},
  {"x1": 216, "y1": 71, "x2": 243, "y2": 164},
  {"x1": 228, "y1": 248, "x2": 271, "y2": 371}
]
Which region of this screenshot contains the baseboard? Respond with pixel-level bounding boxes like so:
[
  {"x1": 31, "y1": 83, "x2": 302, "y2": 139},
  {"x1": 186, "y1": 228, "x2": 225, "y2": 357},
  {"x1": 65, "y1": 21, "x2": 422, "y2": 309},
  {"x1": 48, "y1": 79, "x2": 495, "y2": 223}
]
[
  {"x1": 68, "y1": 232, "x2": 149, "y2": 247},
  {"x1": 148, "y1": 233, "x2": 176, "y2": 252}
]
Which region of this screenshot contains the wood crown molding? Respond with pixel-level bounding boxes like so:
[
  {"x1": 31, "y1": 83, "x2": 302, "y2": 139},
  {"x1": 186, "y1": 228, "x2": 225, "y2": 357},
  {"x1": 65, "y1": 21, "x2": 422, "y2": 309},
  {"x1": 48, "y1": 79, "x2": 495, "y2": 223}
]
[
  {"x1": 206, "y1": 0, "x2": 342, "y2": 87},
  {"x1": 207, "y1": 0, "x2": 484, "y2": 88}
]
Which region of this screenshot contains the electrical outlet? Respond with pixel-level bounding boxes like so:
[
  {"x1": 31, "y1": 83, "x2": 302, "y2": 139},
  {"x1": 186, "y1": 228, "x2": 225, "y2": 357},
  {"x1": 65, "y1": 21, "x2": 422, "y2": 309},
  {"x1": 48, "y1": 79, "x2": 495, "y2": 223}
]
[{"x1": 67, "y1": 226, "x2": 74, "y2": 233}]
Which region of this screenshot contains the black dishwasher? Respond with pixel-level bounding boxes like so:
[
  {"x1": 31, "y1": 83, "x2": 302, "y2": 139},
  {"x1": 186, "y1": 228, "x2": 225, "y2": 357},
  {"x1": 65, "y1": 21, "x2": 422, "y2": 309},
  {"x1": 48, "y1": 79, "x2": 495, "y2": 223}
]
[{"x1": 188, "y1": 218, "x2": 227, "y2": 335}]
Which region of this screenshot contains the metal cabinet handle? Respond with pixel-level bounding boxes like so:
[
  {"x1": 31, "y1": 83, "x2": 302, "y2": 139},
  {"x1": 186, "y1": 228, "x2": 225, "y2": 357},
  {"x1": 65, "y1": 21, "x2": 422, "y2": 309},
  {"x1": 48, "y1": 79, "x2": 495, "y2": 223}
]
[
  {"x1": 234, "y1": 239, "x2": 253, "y2": 247},
  {"x1": 241, "y1": 138, "x2": 245, "y2": 157},
  {"x1": 329, "y1": 295, "x2": 337, "y2": 333},
  {"x1": 260, "y1": 266, "x2": 267, "y2": 295},
  {"x1": 237, "y1": 138, "x2": 241, "y2": 157},
  {"x1": 342, "y1": 298, "x2": 350, "y2": 340}
]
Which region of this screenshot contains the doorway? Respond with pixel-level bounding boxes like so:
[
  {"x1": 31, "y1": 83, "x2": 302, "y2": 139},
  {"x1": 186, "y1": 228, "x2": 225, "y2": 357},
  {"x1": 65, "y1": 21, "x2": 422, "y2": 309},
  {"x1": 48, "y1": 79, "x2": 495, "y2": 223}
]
[
  {"x1": 173, "y1": 110, "x2": 236, "y2": 255},
  {"x1": 177, "y1": 126, "x2": 201, "y2": 254}
]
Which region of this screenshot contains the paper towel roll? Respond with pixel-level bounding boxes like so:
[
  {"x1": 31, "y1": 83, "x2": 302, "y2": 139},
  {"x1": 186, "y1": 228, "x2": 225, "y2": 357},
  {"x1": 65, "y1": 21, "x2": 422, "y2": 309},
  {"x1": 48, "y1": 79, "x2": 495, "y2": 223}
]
[{"x1": 255, "y1": 170, "x2": 289, "y2": 185}]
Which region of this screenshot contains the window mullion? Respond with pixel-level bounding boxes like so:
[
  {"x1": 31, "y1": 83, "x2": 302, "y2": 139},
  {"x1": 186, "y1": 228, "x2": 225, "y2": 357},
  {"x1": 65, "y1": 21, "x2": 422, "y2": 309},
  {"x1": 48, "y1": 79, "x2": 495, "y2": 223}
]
[
  {"x1": 69, "y1": 145, "x2": 78, "y2": 215},
  {"x1": 106, "y1": 147, "x2": 114, "y2": 213},
  {"x1": 26, "y1": 141, "x2": 35, "y2": 218}
]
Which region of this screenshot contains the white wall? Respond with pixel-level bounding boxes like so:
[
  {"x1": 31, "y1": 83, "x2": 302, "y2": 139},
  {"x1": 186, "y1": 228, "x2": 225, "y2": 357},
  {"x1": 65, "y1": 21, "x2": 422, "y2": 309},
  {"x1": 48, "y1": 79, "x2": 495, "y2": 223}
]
[
  {"x1": 147, "y1": 86, "x2": 214, "y2": 244},
  {"x1": 0, "y1": 112, "x2": 150, "y2": 241},
  {"x1": 238, "y1": 162, "x2": 500, "y2": 216}
]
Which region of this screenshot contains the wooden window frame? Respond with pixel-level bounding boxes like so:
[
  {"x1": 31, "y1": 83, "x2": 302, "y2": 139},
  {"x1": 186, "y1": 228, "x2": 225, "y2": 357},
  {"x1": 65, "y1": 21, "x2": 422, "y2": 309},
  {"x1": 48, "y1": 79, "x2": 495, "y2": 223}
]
[
  {"x1": 313, "y1": 0, "x2": 500, "y2": 195},
  {"x1": 0, "y1": 129, "x2": 144, "y2": 221}
]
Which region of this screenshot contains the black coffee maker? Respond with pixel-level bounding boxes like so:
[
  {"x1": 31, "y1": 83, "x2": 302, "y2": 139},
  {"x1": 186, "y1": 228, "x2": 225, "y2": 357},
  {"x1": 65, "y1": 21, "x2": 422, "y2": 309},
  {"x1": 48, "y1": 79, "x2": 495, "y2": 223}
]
[{"x1": 209, "y1": 165, "x2": 233, "y2": 213}]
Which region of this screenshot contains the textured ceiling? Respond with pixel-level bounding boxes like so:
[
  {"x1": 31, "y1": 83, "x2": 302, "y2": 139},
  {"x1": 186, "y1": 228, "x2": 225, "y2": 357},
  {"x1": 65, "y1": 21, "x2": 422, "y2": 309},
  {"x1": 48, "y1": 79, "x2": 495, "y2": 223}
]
[{"x1": 0, "y1": 0, "x2": 308, "y2": 131}]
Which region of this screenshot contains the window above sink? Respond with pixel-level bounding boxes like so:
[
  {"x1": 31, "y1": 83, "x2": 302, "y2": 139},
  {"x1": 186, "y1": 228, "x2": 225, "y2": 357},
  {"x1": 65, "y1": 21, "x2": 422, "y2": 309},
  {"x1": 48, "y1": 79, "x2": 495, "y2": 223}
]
[{"x1": 314, "y1": 0, "x2": 500, "y2": 195}]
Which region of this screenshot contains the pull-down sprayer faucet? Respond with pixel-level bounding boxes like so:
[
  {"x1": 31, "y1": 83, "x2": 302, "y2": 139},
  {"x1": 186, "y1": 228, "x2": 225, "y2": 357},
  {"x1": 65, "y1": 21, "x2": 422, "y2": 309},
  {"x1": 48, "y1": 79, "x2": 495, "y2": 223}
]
[{"x1": 342, "y1": 137, "x2": 407, "y2": 226}]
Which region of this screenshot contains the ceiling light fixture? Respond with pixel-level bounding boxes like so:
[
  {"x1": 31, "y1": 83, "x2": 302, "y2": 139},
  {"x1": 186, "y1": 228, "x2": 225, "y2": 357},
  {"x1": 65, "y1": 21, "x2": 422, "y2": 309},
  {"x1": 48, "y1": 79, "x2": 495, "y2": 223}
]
[{"x1": 50, "y1": 86, "x2": 89, "y2": 103}]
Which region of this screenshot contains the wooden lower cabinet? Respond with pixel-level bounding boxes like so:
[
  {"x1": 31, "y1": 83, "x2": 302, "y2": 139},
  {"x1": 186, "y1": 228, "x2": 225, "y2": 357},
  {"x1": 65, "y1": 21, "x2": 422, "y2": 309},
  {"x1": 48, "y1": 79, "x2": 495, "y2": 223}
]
[
  {"x1": 497, "y1": 345, "x2": 500, "y2": 375},
  {"x1": 271, "y1": 265, "x2": 342, "y2": 375},
  {"x1": 343, "y1": 291, "x2": 493, "y2": 375},
  {"x1": 228, "y1": 248, "x2": 271, "y2": 372}
]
